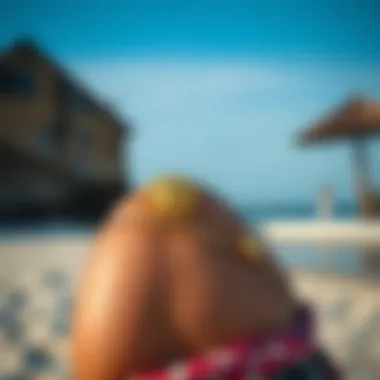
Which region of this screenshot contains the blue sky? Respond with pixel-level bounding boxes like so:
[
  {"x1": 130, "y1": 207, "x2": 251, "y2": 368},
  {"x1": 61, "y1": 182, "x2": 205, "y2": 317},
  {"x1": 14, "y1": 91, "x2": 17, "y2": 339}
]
[{"x1": 1, "y1": 0, "x2": 380, "y2": 203}]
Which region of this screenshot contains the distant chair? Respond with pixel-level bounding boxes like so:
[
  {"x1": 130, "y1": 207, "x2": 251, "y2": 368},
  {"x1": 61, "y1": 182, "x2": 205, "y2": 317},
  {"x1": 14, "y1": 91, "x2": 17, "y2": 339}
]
[{"x1": 316, "y1": 187, "x2": 333, "y2": 220}]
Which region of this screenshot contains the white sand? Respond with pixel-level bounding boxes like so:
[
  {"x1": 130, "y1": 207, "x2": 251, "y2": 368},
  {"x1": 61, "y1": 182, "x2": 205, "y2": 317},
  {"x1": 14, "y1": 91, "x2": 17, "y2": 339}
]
[{"x1": 1, "y1": 235, "x2": 380, "y2": 379}]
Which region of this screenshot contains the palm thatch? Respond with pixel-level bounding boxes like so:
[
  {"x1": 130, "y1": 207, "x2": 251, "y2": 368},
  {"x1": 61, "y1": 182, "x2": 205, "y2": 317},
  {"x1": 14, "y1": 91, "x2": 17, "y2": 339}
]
[{"x1": 298, "y1": 95, "x2": 380, "y2": 145}]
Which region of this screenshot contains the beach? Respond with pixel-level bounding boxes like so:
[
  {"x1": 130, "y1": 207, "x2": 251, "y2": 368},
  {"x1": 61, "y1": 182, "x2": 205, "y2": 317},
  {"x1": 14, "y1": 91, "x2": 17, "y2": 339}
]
[{"x1": 1, "y1": 234, "x2": 380, "y2": 380}]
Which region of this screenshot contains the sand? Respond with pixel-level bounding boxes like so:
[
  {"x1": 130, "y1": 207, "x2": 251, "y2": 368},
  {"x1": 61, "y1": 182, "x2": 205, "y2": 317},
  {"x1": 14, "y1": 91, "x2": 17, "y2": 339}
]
[{"x1": 1, "y1": 234, "x2": 380, "y2": 379}]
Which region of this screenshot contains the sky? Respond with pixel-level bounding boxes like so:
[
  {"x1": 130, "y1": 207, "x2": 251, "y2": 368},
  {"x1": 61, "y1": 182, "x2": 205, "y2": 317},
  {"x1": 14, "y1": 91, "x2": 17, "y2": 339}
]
[{"x1": 1, "y1": 0, "x2": 380, "y2": 204}]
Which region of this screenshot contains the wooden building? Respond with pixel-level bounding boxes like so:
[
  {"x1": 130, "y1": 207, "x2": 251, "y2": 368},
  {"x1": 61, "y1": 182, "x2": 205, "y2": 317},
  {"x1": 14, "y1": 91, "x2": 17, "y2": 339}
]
[{"x1": 0, "y1": 39, "x2": 131, "y2": 220}]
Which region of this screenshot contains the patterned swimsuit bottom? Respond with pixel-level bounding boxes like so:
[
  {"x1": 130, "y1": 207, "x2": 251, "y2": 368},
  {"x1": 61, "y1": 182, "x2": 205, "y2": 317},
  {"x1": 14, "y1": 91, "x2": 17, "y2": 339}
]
[{"x1": 133, "y1": 306, "x2": 340, "y2": 380}]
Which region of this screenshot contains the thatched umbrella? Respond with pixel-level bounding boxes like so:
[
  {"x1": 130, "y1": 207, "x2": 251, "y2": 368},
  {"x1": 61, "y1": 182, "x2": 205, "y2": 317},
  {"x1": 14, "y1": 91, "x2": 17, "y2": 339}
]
[{"x1": 298, "y1": 95, "x2": 380, "y2": 218}]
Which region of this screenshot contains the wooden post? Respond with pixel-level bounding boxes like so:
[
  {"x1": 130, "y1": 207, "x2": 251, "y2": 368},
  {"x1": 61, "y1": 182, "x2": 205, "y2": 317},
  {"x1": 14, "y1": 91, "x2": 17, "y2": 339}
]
[
  {"x1": 352, "y1": 139, "x2": 373, "y2": 218},
  {"x1": 352, "y1": 140, "x2": 380, "y2": 273}
]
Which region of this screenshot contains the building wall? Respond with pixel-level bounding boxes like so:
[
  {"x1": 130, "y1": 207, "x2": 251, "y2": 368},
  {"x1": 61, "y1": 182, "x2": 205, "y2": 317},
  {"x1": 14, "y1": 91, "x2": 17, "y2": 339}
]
[
  {"x1": 63, "y1": 104, "x2": 124, "y2": 183},
  {"x1": 0, "y1": 144, "x2": 72, "y2": 211}
]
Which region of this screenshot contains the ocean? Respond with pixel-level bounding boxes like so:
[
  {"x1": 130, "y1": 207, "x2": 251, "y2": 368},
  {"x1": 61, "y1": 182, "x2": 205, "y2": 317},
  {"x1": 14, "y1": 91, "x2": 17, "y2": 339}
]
[
  {"x1": 0, "y1": 202, "x2": 365, "y2": 274},
  {"x1": 238, "y1": 202, "x2": 357, "y2": 223}
]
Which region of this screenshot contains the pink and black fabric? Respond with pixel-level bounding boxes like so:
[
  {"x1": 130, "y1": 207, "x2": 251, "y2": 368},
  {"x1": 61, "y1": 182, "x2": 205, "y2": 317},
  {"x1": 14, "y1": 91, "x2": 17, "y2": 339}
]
[{"x1": 133, "y1": 306, "x2": 340, "y2": 380}]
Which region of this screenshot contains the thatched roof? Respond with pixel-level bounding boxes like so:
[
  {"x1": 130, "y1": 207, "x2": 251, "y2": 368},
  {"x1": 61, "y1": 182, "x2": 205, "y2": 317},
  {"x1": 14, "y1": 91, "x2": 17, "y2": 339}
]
[{"x1": 298, "y1": 95, "x2": 380, "y2": 145}]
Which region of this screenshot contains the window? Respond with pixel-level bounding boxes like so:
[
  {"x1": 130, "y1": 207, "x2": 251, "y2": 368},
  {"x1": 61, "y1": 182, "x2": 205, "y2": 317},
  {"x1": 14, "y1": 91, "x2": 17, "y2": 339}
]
[
  {"x1": 35, "y1": 129, "x2": 57, "y2": 156},
  {"x1": 75, "y1": 161, "x2": 93, "y2": 179},
  {"x1": 74, "y1": 92, "x2": 93, "y2": 112},
  {"x1": 72, "y1": 129, "x2": 93, "y2": 179},
  {"x1": 0, "y1": 66, "x2": 35, "y2": 95},
  {"x1": 77, "y1": 129, "x2": 92, "y2": 148},
  {"x1": 60, "y1": 82, "x2": 94, "y2": 113}
]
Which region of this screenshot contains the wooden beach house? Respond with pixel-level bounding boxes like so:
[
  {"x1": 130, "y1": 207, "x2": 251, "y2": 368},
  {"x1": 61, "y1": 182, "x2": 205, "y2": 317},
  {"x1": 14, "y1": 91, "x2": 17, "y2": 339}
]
[{"x1": 0, "y1": 39, "x2": 132, "y2": 219}]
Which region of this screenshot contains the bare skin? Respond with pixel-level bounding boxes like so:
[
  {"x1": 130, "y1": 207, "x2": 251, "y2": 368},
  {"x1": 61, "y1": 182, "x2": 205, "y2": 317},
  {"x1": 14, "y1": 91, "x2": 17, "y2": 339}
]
[{"x1": 71, "y1": 177, "x2": 296, "y2": 380}]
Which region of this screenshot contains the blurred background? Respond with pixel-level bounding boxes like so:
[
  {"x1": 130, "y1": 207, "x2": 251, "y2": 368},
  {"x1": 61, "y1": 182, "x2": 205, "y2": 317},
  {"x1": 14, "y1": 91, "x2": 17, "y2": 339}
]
[{"x1": 1, "y1": 0, "x2": 380, "y2": 379}]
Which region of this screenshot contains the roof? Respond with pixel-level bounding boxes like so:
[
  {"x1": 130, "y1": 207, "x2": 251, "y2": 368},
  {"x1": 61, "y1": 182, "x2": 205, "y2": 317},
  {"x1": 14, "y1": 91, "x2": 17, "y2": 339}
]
[
  {"x1": 2, "y1": 38, "x2": 132, "y2": 137},
  {"x1": 298, "y1": 95, "x2": 380, "y2": 145}
]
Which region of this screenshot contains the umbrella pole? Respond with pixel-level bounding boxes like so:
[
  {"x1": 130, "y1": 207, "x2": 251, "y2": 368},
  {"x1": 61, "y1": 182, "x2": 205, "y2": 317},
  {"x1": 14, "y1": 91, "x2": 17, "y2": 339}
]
[
  {"x1": 352, "y1": 139, "x2": 372, "y2": 218},
  {"x1": 351, "y1": 140, "x2": 380, "y2": 274}
]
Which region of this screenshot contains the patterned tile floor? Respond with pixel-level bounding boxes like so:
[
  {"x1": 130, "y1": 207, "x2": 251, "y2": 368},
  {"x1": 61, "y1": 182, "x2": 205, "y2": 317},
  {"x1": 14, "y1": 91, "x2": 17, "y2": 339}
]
[
  {"x1": 1, "y1": 239, "x2": 380, "y2": 380},
  {"x1": 0, "y1": 269, "x2": 72, "y2": 380}
]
